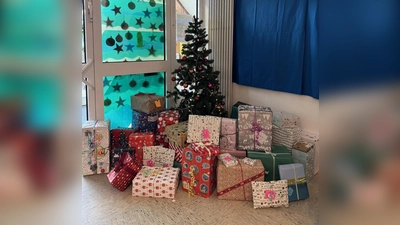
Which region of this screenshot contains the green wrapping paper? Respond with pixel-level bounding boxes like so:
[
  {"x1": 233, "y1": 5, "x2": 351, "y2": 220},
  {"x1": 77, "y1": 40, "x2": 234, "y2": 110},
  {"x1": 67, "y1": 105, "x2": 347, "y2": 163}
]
[
  {"x1": 246, "y1": 145, "x2": 293, "y2": 181},
  {"x1": 230, "y1": 101, "x2": 250, "y2": 119}
]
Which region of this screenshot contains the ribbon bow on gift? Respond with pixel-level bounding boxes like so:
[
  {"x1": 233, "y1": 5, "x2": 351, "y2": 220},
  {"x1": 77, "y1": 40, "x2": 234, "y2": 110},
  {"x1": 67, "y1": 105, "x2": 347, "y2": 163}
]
[
  {"x1": 250, "y1": 121, "x2": 263, "y2": 146},
  {"x1": 192, "y1": 142, "x2": 214, "y2": 157},
  {"x1": 265, "y1": 190, "x2": 276, "y2": 200},
  {"x1": 146, "y1": 159, "x2": 155, "y2": 167}
]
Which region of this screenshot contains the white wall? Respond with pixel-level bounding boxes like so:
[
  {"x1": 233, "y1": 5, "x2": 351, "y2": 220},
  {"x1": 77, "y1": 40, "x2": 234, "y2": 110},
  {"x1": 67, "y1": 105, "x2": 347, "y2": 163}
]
[{"x1": 232, "y1": 83, "x2": 319, "y2": 134}]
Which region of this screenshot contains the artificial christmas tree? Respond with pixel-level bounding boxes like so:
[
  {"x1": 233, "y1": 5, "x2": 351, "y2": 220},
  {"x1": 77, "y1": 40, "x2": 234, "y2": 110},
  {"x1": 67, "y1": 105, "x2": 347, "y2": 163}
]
[{"x1": 167, "y1": 16, "x2": 227, "y2": 121}]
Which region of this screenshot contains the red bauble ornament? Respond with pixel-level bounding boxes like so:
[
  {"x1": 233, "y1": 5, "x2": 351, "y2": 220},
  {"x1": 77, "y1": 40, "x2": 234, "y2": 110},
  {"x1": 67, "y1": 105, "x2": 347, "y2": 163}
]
[
  {"x1": 208, "y1": 83, "x2": 213, "y2": 88},
  {"x1": 171, "y1": 77, "x2": 176, "y2": 82},
  {"x1": 198, "y1": 66, "x2": 202, "y2": 71},
  {"x1": 195, "y1": 96, "x2": 199, "y2": 101},
  {"x1": 181, "y1": 99, "x2": 185, "y2": 103},
  {"x1": 203, "y1": 58, "x2": 208, "y2": 62},
  {"x1": 182, "y1": 89, "x2": 187, "y2": 93},
  {"x1": 182, "y1": 56, "x2": 187, "y2": 60},
  {"x1": 216, "y1": 86, "x2": 220, "y2": 90},
  {"x1": 221, "y1": 101, "x2": 225, "y2": 105},
  {"x1": 178, "y1": 66, "x2": 182, "y2": 70},
  {"x1": 180, "y1": 81, "x2": 184, "y2": 86}
]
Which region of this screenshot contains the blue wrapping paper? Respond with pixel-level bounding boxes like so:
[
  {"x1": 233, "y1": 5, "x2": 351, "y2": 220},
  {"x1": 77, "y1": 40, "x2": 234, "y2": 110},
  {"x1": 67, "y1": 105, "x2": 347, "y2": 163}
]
[
  {"x1": 278, "y1": 163, "x2": 309, "y2": 202},
  {"x1": 132, "y1": 110, "x2": 159, "y2": 133}
]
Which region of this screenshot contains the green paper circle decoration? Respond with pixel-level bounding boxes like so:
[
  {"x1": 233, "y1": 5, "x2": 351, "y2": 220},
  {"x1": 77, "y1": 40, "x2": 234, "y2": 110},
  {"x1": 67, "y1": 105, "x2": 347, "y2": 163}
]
[
  {"x1": 121, "y1": 21, "x2": 129, "y2": 30},
  {"x1": 104, "y1": 98, "x2": 112, "y2": 106},
  {"x1": 101, "y1": 0, "x2": 110, "y2": 7},
  {"x1": 159, "y1": 35, "x2": 164, "y2": 43},
  {"x1": 129, "y1": 79, "x2": 137, "y2": 87},
  {"x1": 158, "y1": 76, "x2": 164, "y2": 84},
  {"x1": 125, "y1": 31, "x2": 133, "y2": 40},
  {"x1": 142, "y1": 80, "x2": 149, "y2": 88},
  {"x1": 128, "y1": 1, "x2": 135, "y2": 10}
]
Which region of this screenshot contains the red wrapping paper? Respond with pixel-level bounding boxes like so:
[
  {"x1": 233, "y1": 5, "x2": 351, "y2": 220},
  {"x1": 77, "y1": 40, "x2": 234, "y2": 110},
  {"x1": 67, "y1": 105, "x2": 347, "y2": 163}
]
[
  {"x1": 110, "y1": 128, "x2": 139, "y2": 168},
  {"x1": 129, "y1": 132, "x2": 155, "y2": 166},
  {"x1": 107, "y1": 152, "x2": 142, "y2": 191},
  {"x1": 155, "y1": 110, "x2": 179, "y2": 148},
  {"x1": 182, "y1": 142, "x2": 220, "y2": 198}
]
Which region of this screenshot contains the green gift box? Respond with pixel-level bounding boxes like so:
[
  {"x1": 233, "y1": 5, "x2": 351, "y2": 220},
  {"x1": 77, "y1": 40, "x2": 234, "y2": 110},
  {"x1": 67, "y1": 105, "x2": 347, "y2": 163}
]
[
  {"x1": 246, "y1": 145, "x2": 293, "y2": 181},
  {"x1": 230, "y1": 101, "x2": 250, "y2": 119}
]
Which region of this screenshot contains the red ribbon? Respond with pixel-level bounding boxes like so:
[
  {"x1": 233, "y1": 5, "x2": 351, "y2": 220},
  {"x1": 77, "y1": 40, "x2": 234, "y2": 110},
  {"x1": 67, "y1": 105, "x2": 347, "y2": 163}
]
[
  {"x1": 216, "y1": 169, "x2": 265, "y2": 197},
  {"x1": 238, "y1": 160, "x2": 246, "y2": 200},
  {"x1": 113, "y1": 152, "x2": 140, "y2": 176}
]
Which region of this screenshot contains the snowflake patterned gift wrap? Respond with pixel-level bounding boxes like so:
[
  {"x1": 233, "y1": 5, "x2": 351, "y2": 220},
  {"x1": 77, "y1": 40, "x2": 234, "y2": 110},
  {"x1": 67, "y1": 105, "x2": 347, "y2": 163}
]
[
  {"x1": 110, "y1": 128, "x2": 138, "y2": 169},
  {"x1": 143, "y1": 146, "x2": 175, "y2": 167},
  {"x1": 300, "y1": 131, "x2": 319, "y2": 175},
  {"x1": 187, "y1": 115, "x2": 221, "y2": 145},
  {"x1": 132, "y1": 110, "x2": 159, "y2": 133},
  {"x1": 130, "y1": 93, "x2": 165, "y2": 114},
  {"x1": 82, "y1": 120, "x2": 110, "y2": 176},
  {"x1": 128, "y1": 132, "x2": 155, "y2": 166},
  {"x1": 219, "y1": 118, "x2": 237, "y2": 150},
  {"x1": 272, "y1": 125, "x2": 301, "y2": 154},
  {"x1": 132, "y1": 166, "x2": 180, "y2": 199},
  {"x1": 237, "y1": 105, "x2": 273, "y2": 152},
  {"x1": 272, "y1": 110, "x2": 301, "y2": 128},
  {"x1": 181, "y1": 142, "x2": 220, "y2": 198},
  {"x1": 251, "y1": 180, "x2": 289, "y2": 209},
  {"x1": 217, "y1": 159, "x2": 264, "y2": 201},
  {"x1": 278, "y1": 163, "x2": 309, "y2": 202},
  {"x1": 107, "y1": 152, "x2": 141, "y2": 191},
  {"x1": 292, "y1": 140, "x2": 315, "y2": 181}
]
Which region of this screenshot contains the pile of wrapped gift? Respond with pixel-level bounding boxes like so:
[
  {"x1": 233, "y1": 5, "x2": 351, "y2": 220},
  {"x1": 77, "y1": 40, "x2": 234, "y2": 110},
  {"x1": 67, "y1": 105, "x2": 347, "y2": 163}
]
[{"x1": 81, "y1": 95, "x2": 319, "y2": 208}]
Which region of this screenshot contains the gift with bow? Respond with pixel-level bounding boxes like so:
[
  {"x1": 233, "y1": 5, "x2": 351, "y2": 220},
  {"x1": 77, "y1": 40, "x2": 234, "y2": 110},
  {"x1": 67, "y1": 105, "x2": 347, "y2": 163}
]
[{"x1": 107, "y1": 152, "x2": 141, "y2": 191}]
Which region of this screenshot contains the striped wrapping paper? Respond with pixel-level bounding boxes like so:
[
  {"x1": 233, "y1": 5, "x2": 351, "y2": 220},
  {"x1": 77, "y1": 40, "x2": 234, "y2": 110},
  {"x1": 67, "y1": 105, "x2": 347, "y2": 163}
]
[
  {"x1": 272, "y1": 125, "x2": 301, "y2": 153},
  {"x1": 169, "y1": 142, "x2": 185, "y2": 163}
]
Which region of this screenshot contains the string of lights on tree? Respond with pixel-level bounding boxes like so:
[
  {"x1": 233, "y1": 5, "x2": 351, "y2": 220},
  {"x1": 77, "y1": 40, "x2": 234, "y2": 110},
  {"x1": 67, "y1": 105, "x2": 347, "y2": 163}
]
[{"x1": 167, "y1": 16, "x2": 227, "y2": 121}]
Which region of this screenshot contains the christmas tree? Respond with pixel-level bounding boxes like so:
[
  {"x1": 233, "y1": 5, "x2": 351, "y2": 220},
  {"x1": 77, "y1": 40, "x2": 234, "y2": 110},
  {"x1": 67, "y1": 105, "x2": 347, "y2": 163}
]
[{"x1": 167, "y1": 16, "x2": 227, "y2": 121}]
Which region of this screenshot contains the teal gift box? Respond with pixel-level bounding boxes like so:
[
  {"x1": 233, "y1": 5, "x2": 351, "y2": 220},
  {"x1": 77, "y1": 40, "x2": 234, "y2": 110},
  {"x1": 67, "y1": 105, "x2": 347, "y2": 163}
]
[
  {"x1": 173, "y1": 161, "x2": 182, "y2": 180},
  {"x1": 230, "y1": 101, "x2": 249, "y2": 119},
  {"x1": 278, "y1": 163, "x2": 309, "y2": 202},
  {"x1": 246, "y1": 145, "x2": 293, "y2": 181}
]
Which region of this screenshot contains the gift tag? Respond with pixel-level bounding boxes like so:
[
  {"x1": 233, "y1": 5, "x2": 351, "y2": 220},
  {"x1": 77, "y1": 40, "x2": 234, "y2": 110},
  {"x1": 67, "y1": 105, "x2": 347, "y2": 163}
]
[
  {"x1": 154, "y1": 100, "x2": 161, "y2": 108},
  {"x1": 242, "y1": 157, "x2": 256, "y2": 166},
  {"x1": 257, "y1": 132, "x2": 269, "y2": 144},
  {"x1": 202, "y1": 129, "x2": 210, "y2": 139}
]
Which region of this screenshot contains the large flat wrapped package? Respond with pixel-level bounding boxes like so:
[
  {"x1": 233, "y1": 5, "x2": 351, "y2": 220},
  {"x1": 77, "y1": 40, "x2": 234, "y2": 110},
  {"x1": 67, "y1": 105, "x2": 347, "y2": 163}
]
[
  {"x1": 132, "y1": 166, "x2": 180, "y2": 199},
  {"x1": 300, "y1": 130, "x2": 319, "y2": 175},
  {"x1": 143, "y1": 146, "x2": 175, "y2": 167},
  {"x1": 187, "y1": 115, "x2": 221, "y2": 145},
  {"x1": 251, "y1": 180, "x2": 289, "y2": 209},
  {"x1": 219, "y1": 118, "x2": 237, "y2": 150},
  {"x1": 217, "y1": 159, "x2": 265, "y2": 201},
  {"x1": 272, "y1": 125, "x2": 301, "y2": 153},
  {"x1": 279, "y1": 163, "x2": 309, "y2": 202},
  {"x1": 292, "y1": 140, "x2": 315, "y2": 181},
  {"x1": 237, "y1": 105, "x2": 273, "y2": 152},
  {"x1": 130, "y1": 93, "x2": 165, "y2": 114},
  {"x1": 82, "y1": 120, "x2": 110, "y2": 176},
  {"x1": 272, "y1": 110, "x2": 300, "y2": 128}
]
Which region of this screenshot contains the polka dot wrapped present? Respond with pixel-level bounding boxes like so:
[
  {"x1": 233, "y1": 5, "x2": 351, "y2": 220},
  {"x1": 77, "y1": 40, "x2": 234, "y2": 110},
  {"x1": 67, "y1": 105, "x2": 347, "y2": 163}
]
[
  {"x1": 132, "y1": 166, "x2": 180, "y2": 199},
  {"x1": 251, "y1": 180, "x2": 289, "y2": 209}
]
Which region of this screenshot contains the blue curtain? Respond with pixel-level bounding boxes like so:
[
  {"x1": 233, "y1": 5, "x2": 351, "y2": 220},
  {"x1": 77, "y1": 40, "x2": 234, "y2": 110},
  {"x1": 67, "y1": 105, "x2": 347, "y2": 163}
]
[{"x1": 233, "y1": 0, "x2": 318, "y2": 99}]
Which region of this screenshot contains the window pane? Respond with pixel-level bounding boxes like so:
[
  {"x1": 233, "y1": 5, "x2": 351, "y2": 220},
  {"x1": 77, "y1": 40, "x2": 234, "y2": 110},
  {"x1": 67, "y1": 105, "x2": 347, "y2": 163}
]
[
  {"x1": 101, "y1": 0, "x2": 165, "y2": 62},
  {"x1": 104, "y1": 72, "x2": 165, "y2": 129},
  {"x1": 82, "y1": 5, "x2": 86, "y2": 63},
  {"x1": 176, "y1": 0, "x2": 197, "y2": 59}
]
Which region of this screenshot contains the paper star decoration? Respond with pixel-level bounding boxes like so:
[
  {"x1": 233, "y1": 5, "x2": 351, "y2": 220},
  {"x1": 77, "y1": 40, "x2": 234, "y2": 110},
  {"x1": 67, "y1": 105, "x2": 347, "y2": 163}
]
[
  {"x1": 112, "y1": 82, "x2": 122, "y2": 92},
  {"x1": 135, "y1": 17, "x2": 144, "y2": 27},
  {"x1": 149, "y1": 23, "x2": 157, "y2": 31},
  {"x1": 103, "y1": 77, "x2": 110, "y2": 87},
  {"x1": 125, "y1": 43, "x2": 134, "y2": 51},
  {"x1": 104, "y1": 17, "x2": 114, "y2": 27},
  {"x1": 148, "y1": 46, "x2": 156, "y2": 56},
  {"x1": 114, "y1": 44, "x2": 124, "y2": 54},
  {"x1": 143, "y1": 8, "x2": 152, "y2": 18},
  {"x1": 112, "y1": 5, "x2": 121, "y2": 15},
  {"x1": 116, "y1": 97, "x2": 125, "y2": 107},
  {"x1": 155, "y1": 8, "x2": 162, "y2": 17},
  {"x1": 149, "y1": 34, "x2": 157, "y2": 42}
]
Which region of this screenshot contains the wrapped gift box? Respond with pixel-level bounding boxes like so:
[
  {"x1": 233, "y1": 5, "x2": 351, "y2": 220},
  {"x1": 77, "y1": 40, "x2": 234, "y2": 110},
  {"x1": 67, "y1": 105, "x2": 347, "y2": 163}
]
[
  {"x1": 220, "y1": 118, "x2": 237, "y2": 150},
  {"x1": 217, "y1": 159, "x2": 264, "y2": 201},
  {"x1": 251, "y1": 180, "x2": 289, "y2": 209},
  {"x1": 82, "y1": 120, "x2": 110, "y2": 176},
  {"x1": 187, "y1": 115, "x2": 221, "y2": 145},
  {"x1": 300, "y1": 131, "x2": 319, "y2": 175},
  {"x1": 247, "y1": 145, "x2": 293, "y2": 181},
  {"x1": 132, "y1": 110, "x2": 159, "y2": 133},
  {"x1": 237, "y1": 105, "x2": 273, "y2": 152},
  {"x1": 230, "y1": 101, "x2": 250, "y2": 119},
  {"x1": 218, "y1": 153, "x2": 238, "y2": 167},
  {"x1": 279, "y1": 163, "x2": 309, "y2": 202},
  {"x1": 169, "y1": 142, "x2": 189, "y2": 163},
  {"x1": 143, "y1": 146, "x2": 175, "y2": 167},
  {"x1": 155, "y1": 110, "x2": 180, "y2": 147},
  {"x1": 110, "y1": 147, "x2": 135, "y2": 170},
  {"x1": 130, "y1": 93, "x2": 165, "y2": 114},
  {"x1": 292, "y1": 140, "x2": 315, "y2": 181},
  {"x1": 110, "y1": 128, "x2": 138, "y2": 168},
  {"x1": 129, "y1": 132, "x2": 155, "y2": 166},
  {"x1": 272, "y1": 110, "x2": 301, "y2": 128},
  {"x1": 155, "y1": 134, "x2": 169, "y2": 148},
  {"x1": 132, "y1": 166, "x2": 180, "y2": 199},
  {"x1": 107, "y1": 152, "x2": 141, "y2": 191},
  {"x1": 173, "y1": 161, "x2": 182, "y2": 180},
  {"x1": 272, "y1": 125, "x2": 301, "y2": 153},
  {"x1": 181, "y1": 142, "x2": 220, "y2": 198},
  {"x1": 220, "y1": 149, "x2": 246, "y2": 158},
  {"x1": 165, "y1": 121, "x2": 188, "y2": 148}
]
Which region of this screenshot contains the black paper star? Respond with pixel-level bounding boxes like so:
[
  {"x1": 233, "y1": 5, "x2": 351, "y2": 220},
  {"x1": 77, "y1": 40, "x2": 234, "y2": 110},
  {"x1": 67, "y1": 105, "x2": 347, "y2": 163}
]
[
  {"x1": 126, "y1": 43, "x2": 134, "y2": 51},
  {"x1": 149, "y1": 23, "x2": 157, "y2": 31},
  {"x1": 135, "y1": 17, "x2": 144, "y2": 27},
  {"x1": 103, "y1": 77, "x2": 110, "y2": 87},
  {"x1": 143, "y1": 8, "x2": 152, "y2": 18},
  {"x1": 149, "y1": 34, "x2": 157, "y2": 42},
  {"x1": 116, "y1": 97, "x2": 125, "y2": 107},
  {"x1": 155, "y1": 8, "x2": 162, "y2": 17},
  {"x1": 112, "y1": 82, "x2": 122, "y2": 92},
  {"x1": 114, "y1": 44, "x2": 124, "y2": 54},
  {"x1": 148, "y1": 45, "x2": 156, "y2": 56},
  {"x1": 112, "y1": 5, "x2": 121, "y2": 15},
  {"x1": 104, "y1": 17, "x2": 114, "y2": 27}
]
